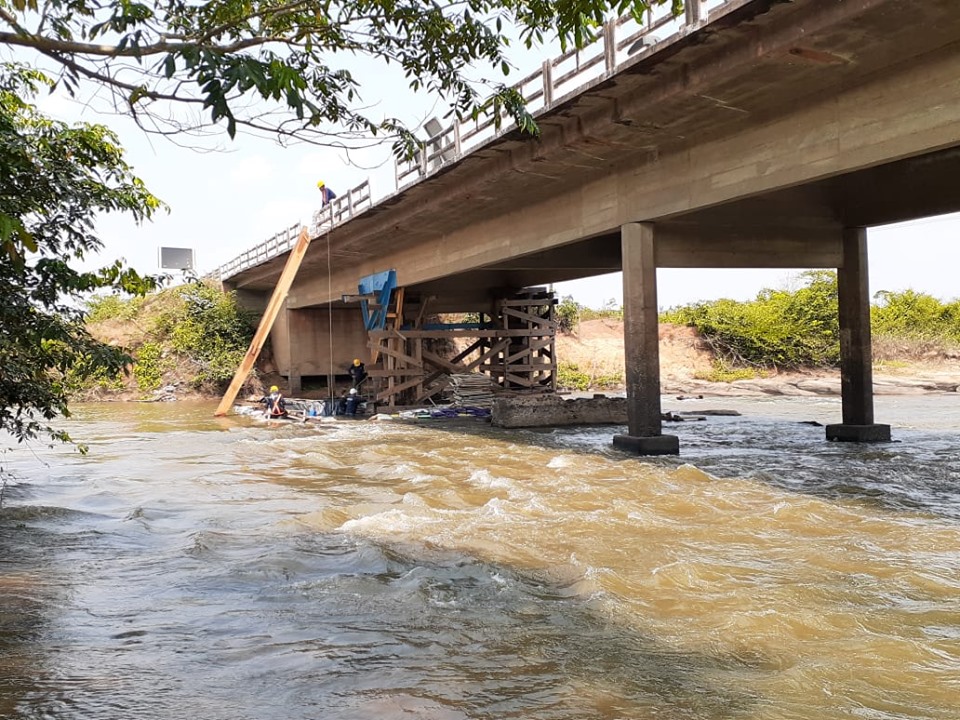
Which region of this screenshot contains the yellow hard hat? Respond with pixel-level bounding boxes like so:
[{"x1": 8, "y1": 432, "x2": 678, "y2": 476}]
[
  {"x1": 270, "y1": 385, "x2": 279, "y2": 392},
  {"x1": 353, "y1": 358, "x2": 361, "y2": 366},
  {"x1": 316, "y1": 180, "x2": 325, "y2": 189}
]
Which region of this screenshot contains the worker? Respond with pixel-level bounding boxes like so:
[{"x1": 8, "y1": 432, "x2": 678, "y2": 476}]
[
  {"x1": 259, "y1": 385, "x2": 287, "y2": 418},
  {"x1": 344, "y1": 387, "x2": 361, "y2": 416},
  {"x1": 317, "y1": 180, "x2": 337, "y2": 206},
  {"x1": 348, "y1": 358, "x2": 367, "y2": 388}
]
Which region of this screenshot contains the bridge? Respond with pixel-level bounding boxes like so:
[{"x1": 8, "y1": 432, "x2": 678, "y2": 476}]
[{"x1": 215, "y1": 0, "x2": 960, "y2": 453}]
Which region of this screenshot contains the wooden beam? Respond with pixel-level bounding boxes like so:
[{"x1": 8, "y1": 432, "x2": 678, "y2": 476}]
[{"x1": 214, "y1": 227, "x2": 311, "y2": 416}]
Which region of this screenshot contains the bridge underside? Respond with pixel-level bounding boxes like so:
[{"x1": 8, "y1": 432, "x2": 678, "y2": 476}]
[{"x1": 407, "y1": 142, "x2": 960, "y2": 311}]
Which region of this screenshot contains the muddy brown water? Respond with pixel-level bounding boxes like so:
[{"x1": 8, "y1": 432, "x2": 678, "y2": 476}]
[{"x1": 2, "y1": 397, "x2": 959, "y2": 719}]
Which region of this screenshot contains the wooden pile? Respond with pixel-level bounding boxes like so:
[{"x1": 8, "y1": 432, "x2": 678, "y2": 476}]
[{"x1": 449, "y1": 373, "x2": 498, "y2": 409}]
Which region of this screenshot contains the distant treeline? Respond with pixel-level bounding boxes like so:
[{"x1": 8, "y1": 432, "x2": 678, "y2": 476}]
[{"x1": 559, "y1": 271, "x2": 960, "y2": 369}]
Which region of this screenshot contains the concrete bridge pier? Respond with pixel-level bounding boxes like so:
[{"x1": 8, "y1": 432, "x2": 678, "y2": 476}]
[
  {"x1": 826, "y1": 228, "x2": 892, "y2": 443},
  {"x1": 613, "y1": 223, "x2": 680, "y2": 456}
]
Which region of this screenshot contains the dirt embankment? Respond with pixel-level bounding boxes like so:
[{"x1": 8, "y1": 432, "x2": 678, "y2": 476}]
[{"x1": 559, "y1": 319, "x2": 960, "y2": 397}]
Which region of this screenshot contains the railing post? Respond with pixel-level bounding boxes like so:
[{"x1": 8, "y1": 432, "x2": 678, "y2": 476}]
[
  {"x1": 603, "y1": 20, "x2": 616, "y2": 73},
  {"x1": 453, "y1": 120, "x2": 462, "y2": 157},
  {"x1": 542, "y1": 60, "x2": 553, "y2": 109},
  {"x1": 685, "y1": 0, "x2": 701, "y2": 26},
  {"x1": 420, "y1": 142, "x2": 428, "y2": 178}
]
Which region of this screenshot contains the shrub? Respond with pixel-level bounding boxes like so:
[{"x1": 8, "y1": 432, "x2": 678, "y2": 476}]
[
  {"x1": 159, "y1": 283, "x2": 256, "y2": 387},
  {"x1": 86, "y1": 294, "x2": 144, "y2": 324},
  {"x1": 659, "y1": 270, "x2": 839, "y2": 369},
  {"x1": 133, "y1": 341, "x2": 168, "y2": 391},
  {"x1": 556, "y1": 295, "x2": 582, "y2": 334},
  {"x1": 557, "y1": 362, "x2": 591, "y2": 391},
  {"x1": 694, "y1": 360, "x2": 759, "y2": 383}
]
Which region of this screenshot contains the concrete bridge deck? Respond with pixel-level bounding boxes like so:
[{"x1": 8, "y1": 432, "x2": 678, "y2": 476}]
[{"x1": 218, "y1": 0, "x2": 960, "y2": 452}]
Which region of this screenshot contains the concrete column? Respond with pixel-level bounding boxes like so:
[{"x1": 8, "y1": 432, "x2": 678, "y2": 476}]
[
  {"x1": 613, "y1": 223, "x2": 679, "y2": 455},
  {"x1": 286, "y1": 307, "x2": 303, "y2": 396},
  {"x1": 825, "y1": 228, "x2": 891, "y2": 443}
]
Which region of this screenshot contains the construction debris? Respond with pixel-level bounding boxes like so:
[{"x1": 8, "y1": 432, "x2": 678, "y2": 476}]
[{"x1": 449, "y1": 373, "x2": 498, "y2": 409}]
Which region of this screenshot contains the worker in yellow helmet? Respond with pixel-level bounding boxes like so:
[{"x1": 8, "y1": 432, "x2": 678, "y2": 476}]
[
  {"x1": 317, "y1": 180, "x2": 337, "y2": 206},
  {"x1": 258, "y1": 384, "x2": 287, "y2": 419},
  {"x1": 348, "y1": 357, "x2": 367, "y2": 389}
]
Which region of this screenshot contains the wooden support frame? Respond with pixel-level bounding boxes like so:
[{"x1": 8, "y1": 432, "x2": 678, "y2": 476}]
[{"x1": 363, "y1": 287, "x2": 557, "y2": 408}]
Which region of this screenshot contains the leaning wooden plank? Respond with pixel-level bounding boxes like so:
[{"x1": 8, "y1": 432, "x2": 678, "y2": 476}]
[
  {"x1": 214, "y1": 227, "x2": 312, "y2": 416},
  {"x1": 462, "y1": 339, "x2": 511, "y2": 372},
  {"x1": 368, "y1": 340, "x2": 421, "y2": 367}
]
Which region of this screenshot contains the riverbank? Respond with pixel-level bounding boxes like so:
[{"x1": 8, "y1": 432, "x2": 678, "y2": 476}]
[{"x1": 558, "y1": 318, "x2": 960, "y2": 398}]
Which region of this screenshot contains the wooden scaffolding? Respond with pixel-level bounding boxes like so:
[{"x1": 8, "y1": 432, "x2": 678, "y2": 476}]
[{"x1": 365, "y1": 288, "x2": 558, "y2": 409}]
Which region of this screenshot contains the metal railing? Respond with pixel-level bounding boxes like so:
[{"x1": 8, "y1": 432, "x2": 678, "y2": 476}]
[
  {"x1": 215, "y1": 0, "x2": 732, "y2": 281},
  {"x1": 395, "y1": 0, "x2": 726, "y2": 188},
  {"x1": 209, "y1": 179, "x2": 373, "y2": 280}
]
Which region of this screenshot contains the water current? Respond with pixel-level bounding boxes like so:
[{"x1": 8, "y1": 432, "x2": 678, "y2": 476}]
[{"x1": 1, "y1": 396, "x2": 959, "y2": 719}]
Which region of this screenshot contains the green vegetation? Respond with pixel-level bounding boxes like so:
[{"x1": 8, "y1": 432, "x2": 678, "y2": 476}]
[
  {"x1": 581, "y1": 299, "x2": 623, "y2": 323},
  {"x1": 85, "y1": 283, "x2": 257, "y2": 396},
  {"x1": 660, "y1": 271, "x2": 841, "y2": 369},
  {"x1": 163, "y1": 284, "x2": 257, "y2": 387},
  {"x1": 0, "y1": 0, "x2": 678, "y2": 154},
  {"x1": 557, "y1": 361, "x2": 623, "y2": 391},
  {"x1": 661, "y1": 272, "x2": 960, "y2": 372},
  {"x1": 556, "y1": 296, "x2": 623, "y2": 335},
  {"x1": 557, "y1": 362, "x2": 591, "y2": 391},
  {"x1": 132, "y1": 342, "x2": 169, "y2": 392},
  {"x1": 86, "y1": 294, "x2": 145, "y2": 324},
  {"x1": 556, "y1": 296, "x2": 582, "y2": 333},
  {"x1": 694, "y1": 361, "x2": 760, "y2": 384},
  {"x1": 0, "y1": 65, "x2": 161, "y2": 446}
]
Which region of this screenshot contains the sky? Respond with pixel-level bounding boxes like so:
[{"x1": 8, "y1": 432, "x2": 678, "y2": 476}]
[{"x1": 11, "y1": 15, "x2": 960, "y2": 311}]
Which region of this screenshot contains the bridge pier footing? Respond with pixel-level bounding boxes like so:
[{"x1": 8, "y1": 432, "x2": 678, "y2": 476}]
[
  {"x1": 615, "y1": 223, "x2": 679, "y2": 455},
  {"x1": 829, "y1": 227, "x2": 891, "y2": 443}
]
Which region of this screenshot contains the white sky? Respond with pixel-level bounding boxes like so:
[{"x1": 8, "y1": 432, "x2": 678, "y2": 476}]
[{"x1": 12, "y1": 22, "x2": 960, "y2": 312}]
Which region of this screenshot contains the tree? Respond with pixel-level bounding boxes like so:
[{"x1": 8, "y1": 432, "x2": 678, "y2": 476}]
[
  {"x1": 0, "y1": 64, "x2": 162, "y2": 446},
  {"x1": 0, "y1": 0, "x2": 677, "y2": 153}
]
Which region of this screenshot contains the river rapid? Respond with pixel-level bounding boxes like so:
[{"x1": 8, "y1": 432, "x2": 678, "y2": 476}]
[{"x1": 1, "y1": 396, "x2": 959, "y2": 719}]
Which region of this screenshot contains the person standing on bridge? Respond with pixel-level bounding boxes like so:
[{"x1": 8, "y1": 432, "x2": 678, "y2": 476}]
[{"x1": 317, "y1": 180, "x2": 337, "y2": 206}]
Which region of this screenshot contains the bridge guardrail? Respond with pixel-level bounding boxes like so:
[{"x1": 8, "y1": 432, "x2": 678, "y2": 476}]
[
  {"x1": 395, "y1": 0, "x2": 725, "y2": 189},
  {"x1": 216, "y1": 0, "x2": 731, "y2": 282},
  {"x1": 209, "y1": 179, "x2": 372, "y2": 280}
]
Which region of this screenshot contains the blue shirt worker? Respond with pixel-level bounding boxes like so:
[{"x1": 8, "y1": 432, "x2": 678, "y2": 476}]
[
  {"x1": 344, "y1": 388, "x2": 361, "y2": 416},
  {"x1": 317, "y1": 180, "x2": 337, "y2": 206},
  {"x1": 348, "y1": 358, "x2": 367, "y2": 389},
  {"x1": 259, "y1": 385, "x2": 287, "y2": 418}
]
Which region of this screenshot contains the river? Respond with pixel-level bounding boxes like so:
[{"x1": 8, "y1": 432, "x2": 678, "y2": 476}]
[{"x1": 1, "y1": 396, "x2": 959, "y2": 719}]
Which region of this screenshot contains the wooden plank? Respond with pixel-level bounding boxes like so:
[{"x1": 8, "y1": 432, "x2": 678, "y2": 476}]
[
  {"x1": 366, "y1": 368, "x2": 426, "y2": 378},
  {"x1": 422, "y1": 349, "x2": 462, "y2": 375},
  {"x1": 369, "y1": 329, "x2": 549, "y2": 339},
  {"x1": 368, "y1": 340, "x2": 422, "y2": 367},
  {"x1": 214, "y1": 227, "x2": 311, "y2": 417},
  {"x1": 463, "y1": 338, "x2": 511, "y2": 372},
  {"x1": 502, "y1": 306, "x2": 558, "y2": 328},
  {"x1": 376, "y1": 373, "x2": 431, "y2": 401},
  {"x1": 485, "y1": 363, "x2": 557, "y2": 372},
  {"x1": 506, "y1": 338, "x2": 553, "y2": 363}
]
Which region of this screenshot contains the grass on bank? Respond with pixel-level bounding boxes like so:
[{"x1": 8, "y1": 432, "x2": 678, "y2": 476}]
[{"x1": 78, "y1": 282, "x2": 257, "y2": 397}]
